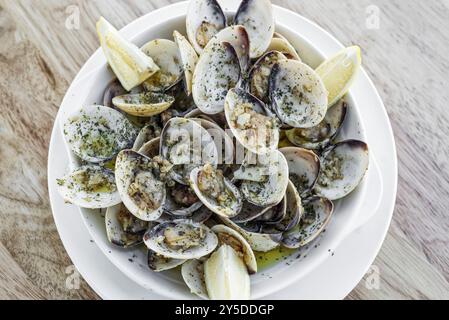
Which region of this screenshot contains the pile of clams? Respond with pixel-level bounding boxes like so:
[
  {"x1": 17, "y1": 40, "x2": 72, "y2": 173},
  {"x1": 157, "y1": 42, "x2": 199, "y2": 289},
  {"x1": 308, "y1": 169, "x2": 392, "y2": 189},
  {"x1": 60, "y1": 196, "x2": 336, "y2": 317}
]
[{"x1": 57, "y1": 0, "x2": 369, "y2": 300}]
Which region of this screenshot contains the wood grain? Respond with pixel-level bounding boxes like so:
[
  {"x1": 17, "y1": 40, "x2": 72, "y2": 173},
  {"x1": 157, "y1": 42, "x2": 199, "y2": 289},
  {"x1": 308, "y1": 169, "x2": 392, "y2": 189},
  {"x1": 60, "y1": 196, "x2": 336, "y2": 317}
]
[{"x1": 0, "y1": 0, "x2": 448, "y2": 300}]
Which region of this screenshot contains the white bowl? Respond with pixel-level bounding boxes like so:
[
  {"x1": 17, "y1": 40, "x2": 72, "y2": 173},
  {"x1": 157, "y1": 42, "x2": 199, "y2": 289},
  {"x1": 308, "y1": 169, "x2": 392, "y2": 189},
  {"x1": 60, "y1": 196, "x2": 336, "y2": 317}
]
[{"x1": 57, "y1": 0, "x2": 384, "y2": 299}]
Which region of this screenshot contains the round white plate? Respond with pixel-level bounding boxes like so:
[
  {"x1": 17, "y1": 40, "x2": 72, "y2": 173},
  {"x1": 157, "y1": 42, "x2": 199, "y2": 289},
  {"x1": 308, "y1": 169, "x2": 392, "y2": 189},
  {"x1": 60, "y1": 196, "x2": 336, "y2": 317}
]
[{"x1": 48, "y1": 1, "x2": 397, "y2": 299}]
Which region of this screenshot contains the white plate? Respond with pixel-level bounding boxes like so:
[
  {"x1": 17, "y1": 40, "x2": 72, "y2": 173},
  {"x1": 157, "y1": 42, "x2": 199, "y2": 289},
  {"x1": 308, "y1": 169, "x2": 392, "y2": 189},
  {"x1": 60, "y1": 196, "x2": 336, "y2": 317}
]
[{"x1": 48, "y1": 1, "x2": 397, "y2": 299}]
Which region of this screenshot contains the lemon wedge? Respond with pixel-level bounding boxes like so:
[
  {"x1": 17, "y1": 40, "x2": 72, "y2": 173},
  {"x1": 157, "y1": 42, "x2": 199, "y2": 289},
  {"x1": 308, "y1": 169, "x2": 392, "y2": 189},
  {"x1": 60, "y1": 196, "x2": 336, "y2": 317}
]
[
  {"x1": 204, "y1": 245, "x2": 250, "y2": 300},
  {"x1": 96, "y1": 17, "x2": 159, "y2": 91},
  {"x1": 316, "y1": 46, "x2": 362, "y2": 107}
]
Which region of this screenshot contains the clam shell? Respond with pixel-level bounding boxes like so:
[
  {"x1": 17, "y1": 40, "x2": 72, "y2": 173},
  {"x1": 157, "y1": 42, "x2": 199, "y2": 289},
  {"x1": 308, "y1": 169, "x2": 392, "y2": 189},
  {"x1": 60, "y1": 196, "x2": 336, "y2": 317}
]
[
  {"x1": 181, "y1": 259, "x2": 209, "y2": 299},
  {"x1": 148, "y1": 250, "x2": 186, "y2": 272},
  {"x1": 143, "y1": 220, "x2": 218, "y2": 259},
  {"x1": 190, "y1": 166, "x2": 243, "y2": 218},
  {"x1": 173, "y1": 31, "x2": 199, "y2": 96},
  {"x1": 186, "y1": 0, "x2": 227, "y2": 54},
  {"x1": 63, "y1": 105, "x2": 138, "y2": 163},
  {"x1": 266, "y1": 36, "x2": 301, "y2": 61},
  {"x1": 249, "y1": 51, "x2": 288, "y2": 104},
  {"x1": 112, "y1": 92, "x2": 175, "y2": 117},
  {"x1": 212, "y1": 225, "x2": 257, "y2": 274},
  {"x1": 315, "y1": 140, "x2": 369, "y2": 200},
  {"x1": 105, "y1": 204, "x2": 150, "y2": 248},
  {"x1": 138, "y1": 137, "x2": 160, "y2": 158},
  {"x1": 269, "y1": 60, "x2": 328, "y2": 128},
  {"x1": 280, "y1": 147, "x2": 321, "y2": 196},
  {"x1": 115, "y1": 150, "x2": 166, "y2": 221},
  {"x1": 237, "y1": 150, "x2": 289, "y2": 208},
  {"x1": 234, "y1": 0, "x2": 275, "y2": 59},
  {"x1": 160, "y1": 117, "x2": 219, "y2": 184},
  {"x1": 224, "y1": 88, "x2": 279, "y2": 155},
  {"x1": 57, "y1": 165, "x2": 121, "y2": 209},
  {"x1": 141, "y1": 39, "x2": 183, "y2": 92},
  {"x1": 282, "y1": 196, "x2": 334, "y2": 249},
  {"x1": 192, "y1": 41, "x2": 241, "y2": 114},
  {"x1": 285, "y1": 99, "x2": 347, "y2": 150},
  {"x1": 220, "y1": 216, "x2": 281, "y2": 252}
]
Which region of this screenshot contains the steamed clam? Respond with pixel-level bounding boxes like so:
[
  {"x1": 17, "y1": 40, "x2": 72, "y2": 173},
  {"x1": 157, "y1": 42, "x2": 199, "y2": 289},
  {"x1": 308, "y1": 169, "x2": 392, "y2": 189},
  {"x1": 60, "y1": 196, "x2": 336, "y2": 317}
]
[
  {"x1": 160, "y1": 117, "x2": 218, "y2": 184},
  {"x1": 282, "y1": 196, "x2": 334, "y2": 248},
  {"x1": 112, "y1": 92, "x2": 175, "y2": 117},
  {"x1": 249, "y1": 51, "x2": 288, "y2": 104},
  {"x1": 105, "y1": 203, "x2": 150, "y2": 248},
  {"x1": 115, "y1": 150, "x2": 169, "y2": 221},
  {"x1": 315, "y1": 140, "x2": 369, "y2": 200},
  {"x1": 269, "y1": 59, "x2": 328, "y2": 128},
  {"x1": 190, "y1": 164, "x2": 243, "y2": 218},
  {"x1": 141, "y1": 39, "x2": 183, "y2": 92},
  {"x1": 186, "y1": 0, "x2": 227, "y2": 54},
  {"x1": 234, "y1": 0, "x2": 275, "y2": 59},
  {"x1": 63, "y1": 105, "x2": 138, "y2": 163},
  {"x1": 285, "y1": 99, "x2": 347, "y2": 150},
  {"x1": 267, "y1": 33, "x2": 302, "y2": 61},
  {"x1": 234, "y1": 150, "x2": 289, "y2": 207},
  {"x1": 57, "y1": 165, "x2": 121, "y2": 209},
  {"x1": 148, "y1": 250, "x2": 186, "y2": 272},
  {"x1": 225, "y1": 88, "x2": 280, "y2": 154},
  {"x1": 192, "y1": 41, "x2": 241, "y2": 114},
  {"x1": 280, "y1": 147, "x2": 321, "y2": 196},
  {"x1": 143, "y1": 220, "x2": 218, "y2": 260}
]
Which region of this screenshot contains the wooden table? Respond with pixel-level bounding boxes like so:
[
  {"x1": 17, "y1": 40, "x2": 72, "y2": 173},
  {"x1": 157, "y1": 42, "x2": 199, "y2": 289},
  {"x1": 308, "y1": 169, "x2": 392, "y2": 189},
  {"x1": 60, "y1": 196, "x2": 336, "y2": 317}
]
[{"x1": 0, "y1": 0, "x2": 448, "y2": 300}]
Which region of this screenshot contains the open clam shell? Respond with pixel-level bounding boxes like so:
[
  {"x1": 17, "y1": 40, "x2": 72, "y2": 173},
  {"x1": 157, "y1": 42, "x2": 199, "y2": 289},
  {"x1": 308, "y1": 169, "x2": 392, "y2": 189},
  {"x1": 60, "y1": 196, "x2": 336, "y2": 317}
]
[
  {"x1": 148, "y1": 250, "x2": 186, "y2": 272},
  {"x1": 186, "y1": 0, "x2": 227, "y2": 54},
  {"x1": 192, "y1": 41, "x2": 241, "y2": 114},
  {"x1": 253, "y1": 198, "x2": 287, "y2": 225},
  {"x1": 190, "y1": 165, "x2": 243, "y2": 218},
  {"x1": 285, "y1": 99, "x2": 347, "y2": 150},
  {"x1": 282, "y1": 196, "x2": 334, "y2": 249},
  {"x1": 225, "y1": 88, "x2": 279, "y2": 155},
  {"x1": 191, "y1": 117, "x2": 235, "y2": 166},
  {"x1": 270, "y1": 180, "x2": 303, "y2": 232},
  {"x1": 112, "y1": 92, "x2": 175, "y2": 117},
  {"x1": 57, "y1": 165, "x2": 121, "y2": 209},
  {"x1": 115, "y1": 150, "x2": 166, "y2": 221},
  {"x1": 185, "y1": 108, "x2": 228, "y2": 128},
  {"x1": 103, "y1": 79, "x2": 127, "y2": 108},
  {"x1": 211, "y1": 25, "x2": 251, "y2": 75},
  {"x1": 269, "y1": 59, "x2": 328, "y2": 128},
  {"x1": 234, "y1": 0, "x2": 275, "y2": 59},
  {"x1": 63, "y1": 105, "x2": 138, "y2": 163},
  {"x1": 173, "y1": 31, "x2": 199, "y2": 96},
  {"x1": 220, "y1": 217, "x2": 281, "y2": 252},
  {"x1": 315, "y1": 140, "x2": 369, "y2": 201},
  {"x1": 141, "y1": 39, "x2": 183, "y2": 92},
  {"x1": 234, "y1": 150, "x2": 289, "y2": 208},
  {"x1": 181, "y1": 259, "x2": 209, "y2": 299},
  {"x1": 249, "y1": 51, "x2": 288, "y2": 104},
  {"x1": 164, "y1": 183, "x2": 203, "y2": 217},
  {"x1": 212, "y1": 225, "x2": 257, "y2": 274},
  {"x1": 266, "y1": 35, "x2": 301, "y2": 61},
  {"x1": 138, "y1": 137, "x2": 160, "y2": 158},
  {"x1": 280, "y1": 147, "x2": 321, "y2": 196},
  {"x1": 231, "y1": 202, "x2": 272, "y2": 224},
  {"x1": 160, "y1": 117, "x2": 219, "y2": 184},
  {"x1": 105, "y1": 204, "x2": 150, "y2": 248},
  {"x1": 204, "y1": 244, "x2": 251, "y2": 300},
  {"x1": 132, "y1": 121, "x2": 162, "y2": 151},
  {"x1": 143, "y1": 220, "x2": 218, "y2": 260}
]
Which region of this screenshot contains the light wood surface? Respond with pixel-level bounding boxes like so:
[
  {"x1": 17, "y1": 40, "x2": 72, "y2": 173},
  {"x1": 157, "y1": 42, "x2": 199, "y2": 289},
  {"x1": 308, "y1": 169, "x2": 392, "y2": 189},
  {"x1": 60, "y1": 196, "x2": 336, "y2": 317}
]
[{"x1": 0, "y1": 0, "x2": 448, "y2": 300}]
